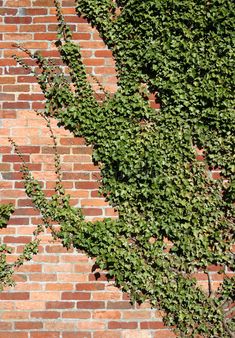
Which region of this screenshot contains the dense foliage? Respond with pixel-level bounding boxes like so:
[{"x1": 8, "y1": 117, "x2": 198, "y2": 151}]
[{"x1": 1, "y1": 0, "x2": 234, "y2": 336}]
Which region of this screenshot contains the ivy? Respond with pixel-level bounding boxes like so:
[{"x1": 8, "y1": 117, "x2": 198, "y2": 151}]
[
  {"x1": 0, "y1": 165, "x2": 39, "y2": 290},
  {"x1": 0, "y1": 204, "x2": 14, "y2": 229},
  {"x1": 4, "y1": 0, "x2": 235, "y2": 336}
]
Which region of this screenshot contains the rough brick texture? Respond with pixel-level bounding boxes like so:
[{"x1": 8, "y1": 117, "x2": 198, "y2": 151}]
[{"x1": 0, "y1": 1, "x2": 227, "y2": 337}]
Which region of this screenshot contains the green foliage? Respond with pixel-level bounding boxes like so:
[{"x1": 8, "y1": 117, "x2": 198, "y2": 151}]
[
  {"x1": 0, "y1": 204, "x2": 14, "y2": 229},
  {"x1": 0, "y1": 184, "x2": 39, "y2": 290},
  {"x1": 9, "y1": 0, "x2": 235, "y2": 336},
  {"x1": 0, "y1": 204, "x2": 15, "y2": 289}
]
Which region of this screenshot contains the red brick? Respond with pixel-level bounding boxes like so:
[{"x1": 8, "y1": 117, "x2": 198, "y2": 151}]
[
  {"x1": 0, "y1": 146, "x2": 11, "y2": 152},
  {"x1": 93, "y1": 310, "x2": 121, "y2": 319},
  {"x1": 2, "y1": 154, "x2": 29, "y2": 162},
  {"x1": 60, "y1": 137, "x2": 86, "y2": 145},
  {"x1": 2, "y1": 101, "x2": 29, "y2": 109},
  {"x1": 62, "y1": 173, "x2": 90, "y2": 180},
  {"x1": 3, "y1": 84, "x2": 30, "y2": 92},
  {"x1": 25, "y1": 8, "x2": 48, "y2": 15},
  {"x1": 72, "y1": 147, "x2": 93, "y2": 155},
  {"x1": 4, "y1": 236, "x2": 32, "y2": 244},
  {"x1": 0, "y1": 59, "x2": 17, "y2": 66},
  {"x1": 207, "y1": 265, "x2": 223, "y2": 272},
  {"x1": 18, "y1": 94, "x2": 45, "y2": 101},
  {"x1": 17, "y1": 264, "x2": 42, "y2": 273},
  {"x1": 31, "y1": 311, "x2": 60, "y2": 319},
  {"x1": 0, "y1": 334, "x2": 28, "y2": 338},
  {"x1": 14, "y1": 208, "x2": 40, "y2": 216},
  {"x1": 1, "y1": 173, "x2": 24, "y2": 180},
  {"x1": 0, "y1": 163, "x2": 11, "y2": 171},
  {"x1": 62, "y1": 311, "x2": 91, "y2": 319},
  {"x1": 30, "y1": 274, "x2": 57, "y2": 282},
  {"x1": 0, "y1": 323, "x2": 13, "y2": 330},
  {"x1": 211, "y1": 171, "x2": 221, "y2": 179},
  {"x1": 153, "y1": 330, "x2": 177, "y2": 338},
  {"x1": 107, "y1": 301, "x2": 133, "y2": 309},
  {"x1": 15, "y1": 321, "x2": 43, "y2": 329},
  {"x1": 63, "y1": 333, "x2": 91, "y2": 338},
  {"x1": 22, "y1": 42, "x2": 48, "y2": 49},
  {"x1": 34, "y1": 32, "x2": 58, "y2": 41},
  {"x1": 93, "y1": 333, "x2": 121, "y2": 338},
  {"x1": 0, "y1": 93, "x2": 15, "y2": 101},
  {"x1": 18, "y1": 75, "x2": 37, "y2": 83},
  {"x1": 0, "y1": 25, "x2": 17, "y2": 32},
  {"x1": 0, "y1": 8, "x2": 17, "y2": 15},
  {"x1": 140, "y1": 321, "x2": 165, "y2": 329},
  {"x1": 14, "y1": 163, "x2": 41, "y2": 171},
  {"x1": 62, "y1": 292, "x2": 91, "y2": 300},
  {"x1": 76, "y1": 283, "x2": 105, "y2": 291},
  {"x1": 45, "y1": 245, "x2": 68, "y2": 253},
  {"x1": 4, "y1": 33, "x2": 33, "y2": 41},
  {"x1": 0, "y1": 110, "x2": 16, "y2": 118},
  {"x1": 1, "y1": 312, "x2": 29, "y2": 320},
  {"x1": 41, "y1": 146, "x2": 69, "y2": 154},
  {"x1": 108, "y1": 322, "x2": 138, "y2": 329},
  {"x1": 75, "y1": 182, "x2": 100, "y2": 189},
  {"x1": 33, "y1": 0, "x2": 55, "y2": 6},
  {"x1": 46, "y1": 301, "x2": 75, "y2": 309},
  {"x1": 82, "y1": 208, "x2": 103, "y2": 216},
  {"x1": 5, "y1": 17, "x2": 32, "y2": 24},
  {"x1": 31, "y1": 333, "x2": 60, "y2": 338},
  {"x1": 20, "y1": 24, "x2": 46, "y2": 32},
  {"x1": 32, "y1": 102, "x2": 45, "y2": 109},
  {"x1": 0, "y1": 292, "x2": 29, "y2": 300},
  {"x1": 77, "y1": 301, "x2": 105, "y2": 309},
  {"x1": 0, "y1": 181, "x2": 13, "y2": 188},
  {"x1": 33, "y1": 16, "x2": 59, "y2": 23},
  {"x1": 95, "y1": 50, "x2": 113, "y2": 58}
]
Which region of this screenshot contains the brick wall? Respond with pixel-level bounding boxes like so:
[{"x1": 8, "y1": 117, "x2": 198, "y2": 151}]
[{"x1": 0, "y1": 1, "x2": 226, "y2": 337}]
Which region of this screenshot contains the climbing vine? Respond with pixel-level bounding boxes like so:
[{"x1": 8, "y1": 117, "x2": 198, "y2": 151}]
[
  {"x1": 0, "y1": 203, "x2": 39, "y2": 290},
  {"x1": 1, "y1": 0, "x2": 234, "y2": 336}
]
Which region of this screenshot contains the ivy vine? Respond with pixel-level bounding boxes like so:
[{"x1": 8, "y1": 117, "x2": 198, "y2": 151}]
[
  {"x1": 1, "y1": 0, "x2": 234, "y2": 336},
  {"x1": 0, "y1": 203, "x2": 39, "y2": 290}
]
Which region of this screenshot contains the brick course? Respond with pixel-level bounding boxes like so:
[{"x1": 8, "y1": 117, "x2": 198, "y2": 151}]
[{"x1": 0, "y1": 1, "x2": 227, "y2": 337}]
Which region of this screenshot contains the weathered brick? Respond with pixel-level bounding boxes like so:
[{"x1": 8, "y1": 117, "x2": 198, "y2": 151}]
[
  {"x1": 31, "y1": 333, "x2": 60, "y2": 338},
  {"x1": 107, "y1": 301, "x2": 134, "y2": 310},
  {"x1": 46, "y1": 301, "x2": 75, "y2": 309},
  {"x1": 77, "y1": 301, "x2": 105, "y2": 309},
  {"x1": 93, "y1": 333, "x2": 121, "y2": 338},
  {"x1": 108, "y1": 322, "x2": 138, "y2": 329},
  {"x1": 62, "y1": 292, "x2": 91, "y2": 300},
  {"x1": 63, "y1": 333, "x2": 91, "y2": 338},
  {"x1": 76, "y1": 283, "x2": 105, "y2": 291},
  {"x1": 1, "y1": 311, "x2": 29, "y2": 320},
  {"x1": 93, "y1": 310, "x2": 121, "y2": 319},
  {"x1": 140, "y1": 322, "x2": 165, "y2": 329},
  {"x1": 0, "y1": 333, "x2": 28, "y2": 338},
  {"x1": 0, "y1": 292, "x2": 29, "y2": 300},
  {"x1": 153, "y1": 331, "x2": 177, "y2": 338},
  {"x1": 62, "y1": 311, "x2": 91, "y2": 319},
  {"x1": 0, "y1": 323, "x2": 13, "y2": 330},
  {"x1": 5, "y1": 17, "x2": 32, "y2": 24},
  {"x1": 15, "y1": 321, "x2": 43, "y2": 329},
  {"x1": 31, "y1": 311, "x2": 60, "y2": 319}
]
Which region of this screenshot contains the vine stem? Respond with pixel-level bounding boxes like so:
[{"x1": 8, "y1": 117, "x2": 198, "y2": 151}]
[{"x1": 206, "y1": 270, "x2": 213, "y2": 298}]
